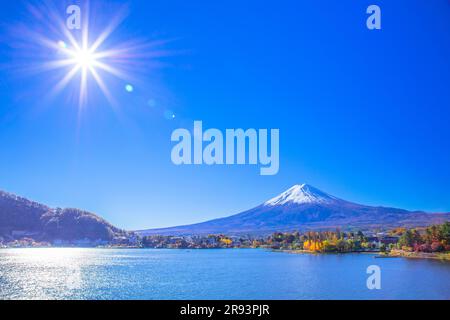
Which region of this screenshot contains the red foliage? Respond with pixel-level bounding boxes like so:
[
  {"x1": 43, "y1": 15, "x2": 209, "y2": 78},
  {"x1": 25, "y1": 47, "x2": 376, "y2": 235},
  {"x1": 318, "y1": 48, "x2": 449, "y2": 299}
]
[
  {"x1": 431, "y1": 241, "x2": 444, "y2": 252},
  {"x1": 415, "y1": 243, "x2": 432, "y2": 252}
]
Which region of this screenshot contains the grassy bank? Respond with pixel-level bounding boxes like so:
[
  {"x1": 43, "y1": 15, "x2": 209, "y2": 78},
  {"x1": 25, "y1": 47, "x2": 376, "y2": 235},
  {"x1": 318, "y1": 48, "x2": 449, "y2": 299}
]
[{"x1": 387, "y1": 249, "x2": 450, "y2": 261}]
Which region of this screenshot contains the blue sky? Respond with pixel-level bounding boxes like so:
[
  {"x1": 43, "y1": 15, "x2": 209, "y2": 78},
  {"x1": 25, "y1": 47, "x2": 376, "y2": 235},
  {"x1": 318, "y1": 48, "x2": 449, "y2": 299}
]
[{"x1": 0, "y1": 0, "x2": 449, "y2": 230}]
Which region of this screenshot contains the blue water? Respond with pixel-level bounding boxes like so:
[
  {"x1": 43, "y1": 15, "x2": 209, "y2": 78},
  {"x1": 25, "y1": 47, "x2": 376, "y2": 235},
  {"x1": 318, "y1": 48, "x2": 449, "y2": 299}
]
[{"x1": 0, "y1": 248, "x2": 449, "y2": 300}]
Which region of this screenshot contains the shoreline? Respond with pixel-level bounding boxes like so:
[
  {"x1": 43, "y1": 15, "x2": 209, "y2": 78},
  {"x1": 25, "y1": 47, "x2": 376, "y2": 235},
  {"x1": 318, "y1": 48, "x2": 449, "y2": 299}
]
[
  {"x1": 2, "y1": 246, "x2": 449, "y2": 262},
  {"x1": 281, "y1": 249, "x2": 380, "y2": 256},
  {"x1": 386, "y1": 249, "x2": 450, "y2": 261},
  {"x1": 278, "y1": 249, "x2": 450, "y2": 262}
]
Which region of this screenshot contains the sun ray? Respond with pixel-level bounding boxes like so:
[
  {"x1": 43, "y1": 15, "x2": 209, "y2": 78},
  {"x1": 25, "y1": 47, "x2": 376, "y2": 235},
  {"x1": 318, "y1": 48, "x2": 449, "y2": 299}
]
[
  {"x1": 52, "y1": 65, "x2": 82, "y2": 95},
  {"x1": 89, "y1": 9, "x2": 128, "y2": 54},
  {"x1": 89, "y1": 66, "x2": 116, "y2": 107},
  {"x1": 61, "y1": 26, "x2": 82, "y2": 52},
  {"x1": 92, "y1": 60, "x2": 127, "y2": 79},
  {"x1": 79, "y1": 67, "x2": 88, "y2": 109},
  {"x1": 41, "y1": 59, "x2": 78, "y2": 71}
]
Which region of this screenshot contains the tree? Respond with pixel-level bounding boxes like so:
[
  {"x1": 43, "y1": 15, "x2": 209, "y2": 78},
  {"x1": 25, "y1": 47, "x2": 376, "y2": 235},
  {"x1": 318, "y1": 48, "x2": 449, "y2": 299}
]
[
  {"x1": 431, "y1": 241, "x2": 444, "y2": 252},
  {"x1": 322, "y1": 240, "x2": 336, "y2": 252},
  {"x1": 347, "y1": 239, "x2": 355, "y2": 251},
  {"x1": 285, "y1": 234, "x2": 295, "y2": 244},
  {"x1": 357, "y1": 231, "x2": 365, "y2": 242},
  {"x1": 398, "y1": 230, "x2": 414, "y2": 248},
  {"x1": 336, "y1": 239, "x2": 348, "y2": 252},
  {"x1": 438, "y1": 222, "x2": 450, "y2": 244}
]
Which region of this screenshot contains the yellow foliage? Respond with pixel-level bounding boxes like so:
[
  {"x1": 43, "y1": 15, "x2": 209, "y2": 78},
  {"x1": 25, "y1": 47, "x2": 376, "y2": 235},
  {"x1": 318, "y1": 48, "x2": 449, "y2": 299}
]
[
  {"x1": 303, "y1": 240, "x2": 324, "y2": 252},
  {"x1": 220, "y1": 238, "x2": 232, "y2": 245}
]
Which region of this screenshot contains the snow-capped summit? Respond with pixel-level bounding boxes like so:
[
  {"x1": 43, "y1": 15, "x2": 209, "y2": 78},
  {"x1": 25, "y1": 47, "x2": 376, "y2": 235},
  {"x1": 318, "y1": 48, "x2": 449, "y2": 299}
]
[
  {"x1": 264, "y1": 184, "x2": 337, "y2": 206},
  {"x1": 139, "y1": 183, "x2": 450, "y2": 236}
]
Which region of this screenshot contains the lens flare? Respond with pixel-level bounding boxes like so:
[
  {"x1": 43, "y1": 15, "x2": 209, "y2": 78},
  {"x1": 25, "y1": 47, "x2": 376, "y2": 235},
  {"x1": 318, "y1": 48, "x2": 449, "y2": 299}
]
[{"x1": 125, "y1": 84, "x2": 134, "y2": 92}]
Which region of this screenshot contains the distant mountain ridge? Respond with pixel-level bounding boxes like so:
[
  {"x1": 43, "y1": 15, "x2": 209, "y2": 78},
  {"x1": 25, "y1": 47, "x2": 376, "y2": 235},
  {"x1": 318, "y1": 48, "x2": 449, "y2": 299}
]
[
  {"x1": 0, "y1": 190, "x2": 127, "y2": 243},
  {"x1": 2, "y1": 185, "x2": 449, "y2": 240},
  {"x1": 138, "y1": 184, "x2": 450, "y2": 236}
]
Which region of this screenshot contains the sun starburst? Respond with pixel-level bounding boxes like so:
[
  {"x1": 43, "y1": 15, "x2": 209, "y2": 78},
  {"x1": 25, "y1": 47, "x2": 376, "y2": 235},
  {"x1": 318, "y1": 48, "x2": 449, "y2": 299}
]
[
  {"x1": 7, "y1": 1, "x2": 171, "y2": 112},
  {"x1": 47, "y1": 7, "x2": 131, "y2": 108}
]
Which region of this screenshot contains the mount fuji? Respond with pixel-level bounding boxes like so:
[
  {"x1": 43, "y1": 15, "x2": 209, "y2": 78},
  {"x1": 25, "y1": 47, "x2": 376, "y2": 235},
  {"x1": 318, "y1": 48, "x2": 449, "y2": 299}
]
[{"x1": 138, "y1": 184, "x2": 450, "y2": 236}]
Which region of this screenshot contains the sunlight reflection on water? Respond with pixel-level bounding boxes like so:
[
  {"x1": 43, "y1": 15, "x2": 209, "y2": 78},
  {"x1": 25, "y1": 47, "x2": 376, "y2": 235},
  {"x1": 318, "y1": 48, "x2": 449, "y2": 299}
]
[
  {"x1": 0, "y1": 249, "x2": 89, "y2": 299},
  {"x1": 1, "y1": 248, "x2": 449, "y2": 300}
]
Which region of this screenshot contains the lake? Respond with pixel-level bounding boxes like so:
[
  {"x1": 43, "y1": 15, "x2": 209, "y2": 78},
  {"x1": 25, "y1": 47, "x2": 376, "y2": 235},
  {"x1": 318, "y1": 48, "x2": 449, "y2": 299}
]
[{"x1": 0, "y1": 248, "x2": 449, "y2": 300}]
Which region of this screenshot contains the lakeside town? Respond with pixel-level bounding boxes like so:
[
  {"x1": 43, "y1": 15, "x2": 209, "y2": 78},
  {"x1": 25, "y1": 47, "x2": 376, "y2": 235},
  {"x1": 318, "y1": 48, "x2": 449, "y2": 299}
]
[
  {"x1": 1, "y1": 222, "x2": 449, "y2": 260},
  {"x1": 142, "y1": 222, "x2": 450, "y2": 260}
]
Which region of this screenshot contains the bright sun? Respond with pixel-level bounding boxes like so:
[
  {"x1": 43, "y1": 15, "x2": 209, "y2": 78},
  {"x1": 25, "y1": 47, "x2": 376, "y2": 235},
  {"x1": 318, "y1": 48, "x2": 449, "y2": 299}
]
[
  {"x1": 73, "y1": 49, "x2": 97, "y2": 69},
  {"x1": 49, "y1": 14, "x2": 133, "y2": 108},
  {"x1": 58, "y1": 39, "x2": 102, "y2": 73},
  {"x1": 24, "y1": 4, "x2": 163, "y2": 109},
  {"x1": 54, "y1": 35, "x2": 124, "y2": 107}
]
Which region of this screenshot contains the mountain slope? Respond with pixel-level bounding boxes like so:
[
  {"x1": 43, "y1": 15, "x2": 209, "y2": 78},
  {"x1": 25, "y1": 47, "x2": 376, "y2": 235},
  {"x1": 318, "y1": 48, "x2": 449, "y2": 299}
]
[
  {"x1": 0, "y1": 190, "x2": 127, "y2": 242},
  {"x1": 138, "y1": 184, "x2": 450, "y2": 236}
]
